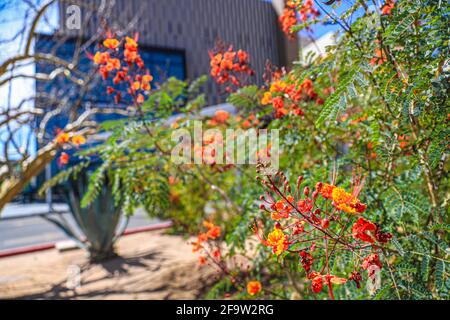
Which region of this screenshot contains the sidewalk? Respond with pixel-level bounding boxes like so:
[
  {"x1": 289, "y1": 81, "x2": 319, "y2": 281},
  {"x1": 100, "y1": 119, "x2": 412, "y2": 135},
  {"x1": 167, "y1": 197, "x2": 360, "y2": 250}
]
[{"x1": 0, "y1": 230, "x2": 216, "y2": 299}]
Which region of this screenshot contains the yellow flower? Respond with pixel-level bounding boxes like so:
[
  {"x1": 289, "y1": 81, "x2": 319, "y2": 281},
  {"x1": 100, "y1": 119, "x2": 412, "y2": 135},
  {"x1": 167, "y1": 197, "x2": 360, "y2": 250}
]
[
  {"x1": 125, "y1": 36, "x2": 138, "y2": 48},
  {"x1": 71, "y1": 135, "x2": 86, "y2": 146},
  {"x1": 261, "y1": 92, "x2": 272, "y2": 105},
  {"x1": 266, "y1": 227, "x2": 287, "y2": 255},
  {"x1": 103, "y1": 38, "x2": 119, "y2": 49},
  {"x1": 331, "y1": 187, "x2": 353, "y2": 205},
  {"x1": 270, "y1": 80, "x2": 287, "y2": 93},
  {"x1": 331, "y1": 187, "x2": 366, "y2": 214}
]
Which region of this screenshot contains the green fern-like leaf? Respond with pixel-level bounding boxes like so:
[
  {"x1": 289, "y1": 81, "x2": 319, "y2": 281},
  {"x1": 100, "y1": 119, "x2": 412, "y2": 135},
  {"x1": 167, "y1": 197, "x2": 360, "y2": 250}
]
[
  {"x1": 435, "y1": 260, "x2": 445, "y2": 291},
  {"x1": 81, "y1": 160, "x2": 110, "y2": 208},
  {"x1": 38, "y1": 161, "x2": 90, "y2": 196}
]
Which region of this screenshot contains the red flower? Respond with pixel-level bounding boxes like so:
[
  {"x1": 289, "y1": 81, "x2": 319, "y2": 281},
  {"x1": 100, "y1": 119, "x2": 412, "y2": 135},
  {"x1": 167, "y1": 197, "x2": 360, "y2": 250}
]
[
  {"x1": 247, "y1": 281, "x2": 262, "y2": 296},
  {"x1": 198, "y1": 255, "x2": 207, "y2": 265},
  {"x1": 58, "y1": 152, "x2": 69, "y2": 166},
  {"x1": 352, "y1": 218, "x2": 377, "y2": 243},
  {"x1": 299, "y1": 251, "x2": 314, "y2": 273},
  {"x1": 375, "y1": 227, "x2": 393, "y2": 243},
  {"x1": 308, "y1": 272, "x2": 323, "y2": 293},
  {"x1": 107, "y1": 86, "x2": 115, "y2": 95},
  {"x1": 296, "y1": 198, "x2": 312, "y2": 214},
  {"x1": 212, "y1": 248, "x2": 221, "y2": 260},
  {"x1": 318, "y1": 183, "x2": 335, "y2": 199},
  {"x1": 349, "y1": 271, "x2": 362, "y2": 289},
  {"x1": 362, "y1": 254, "x2": 382, "y2": 270}
]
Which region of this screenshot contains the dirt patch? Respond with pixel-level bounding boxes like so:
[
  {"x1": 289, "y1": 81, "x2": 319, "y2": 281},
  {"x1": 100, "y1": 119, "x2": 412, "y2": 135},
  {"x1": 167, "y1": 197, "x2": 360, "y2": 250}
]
[{"x1": 0, "y1": 231, "x2": 218, "y2": 299}]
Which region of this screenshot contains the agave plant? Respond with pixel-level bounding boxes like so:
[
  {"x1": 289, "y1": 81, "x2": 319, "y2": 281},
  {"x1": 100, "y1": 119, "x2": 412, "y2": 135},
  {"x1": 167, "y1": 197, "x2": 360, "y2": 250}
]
[{"x1": 42, "y1": 166, "x2": 127, "y2": 262}]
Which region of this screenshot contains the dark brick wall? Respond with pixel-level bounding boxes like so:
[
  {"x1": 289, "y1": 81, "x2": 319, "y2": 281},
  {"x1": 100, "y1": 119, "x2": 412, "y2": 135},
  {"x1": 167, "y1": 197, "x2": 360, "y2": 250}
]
[{"x1": 60, "y1": 0, "x2": 282, "y2": 105}]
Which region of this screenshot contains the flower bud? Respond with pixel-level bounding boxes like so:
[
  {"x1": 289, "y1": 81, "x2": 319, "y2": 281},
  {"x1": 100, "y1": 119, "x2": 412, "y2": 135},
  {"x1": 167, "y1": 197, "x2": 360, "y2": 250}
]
[
  {"x1": 321, "y1": 218, "x2": 330, "y2": 229},
  {"x1": 312, "y1": 190, "x2": 319, "y2": 199},
  {"x1": 303, "y1": 186, "x2": 310, "y2": 196}
]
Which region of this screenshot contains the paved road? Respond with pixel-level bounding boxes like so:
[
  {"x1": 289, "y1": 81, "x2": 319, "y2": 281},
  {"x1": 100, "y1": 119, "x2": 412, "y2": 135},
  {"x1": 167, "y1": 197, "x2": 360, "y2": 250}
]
[{"x1": 0, "y1": 204, "x2": 160, "y2": 251}]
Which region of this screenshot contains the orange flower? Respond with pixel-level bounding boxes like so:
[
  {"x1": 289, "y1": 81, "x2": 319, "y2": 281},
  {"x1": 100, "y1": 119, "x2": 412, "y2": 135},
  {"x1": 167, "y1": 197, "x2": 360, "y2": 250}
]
[
  {"x1": 106, "y1": 58, "x2": 121, "y2": 70},
  {"x1": 319, "y1": 183, "x2": 335, "y2": 199},
  {"x1": 206, "y1": 225, "x2": 221, "y2": 239},
  {"x1": 136, "y1": 94, "x2": 145, "y2": 104},
  {"x1": 142, "y1": 74, "x2": 153, "y2": 83},
  {"x1": 71, "y1": 135, "x2": 86, "y2": 146},
  {"x1": 203, "y1": 220, "x2": 221, "y2": 239},
  {"x1": 93, "y1": 51, "x2": 110, "y2": 64},
  {"x1": 279, "y1": 8, "x2": 297, "y2": 38},
  {"x1": 55, "y1": 132, "x2": 70, "y2": 144},
  {"x1": 370, "y1": 48, "x2": 386, "y2": 66},
  {"x1": 329, "y1": 275, "x2": 347, "y2": 285},
  {"x1": 125, "y1": 36, "x2": 138, "y2": 50},
  {"x1": 398, "y1": 135, "x2": 410, "y2": 149},
  {"x1": 272, "y1": 195, "x2": 294, "y2": 220},
  {"x1": 247, "y1": 281, "x2": 262, "y2": 296},
  {"x1": 212, "y1": 110, "x2": 230, "y2": 124},
  {"x1": 103, "y1": 38, "x2": 119, "y2": 49},
  {"x1": 381, "y1": 0, "x2": 395, "y2": 15},
  {"x1": 198, "y1": 255, "x2": 207, "y2": 265},
  {"x1": 132, "y1": 81, "x2": 141, "y2": 90},
  {"x1": 58, "y1": 152, "x2": 69, "y2": 165},
  {"x1": 266, "y1": 227, "x2": 288, "y2": 255}
]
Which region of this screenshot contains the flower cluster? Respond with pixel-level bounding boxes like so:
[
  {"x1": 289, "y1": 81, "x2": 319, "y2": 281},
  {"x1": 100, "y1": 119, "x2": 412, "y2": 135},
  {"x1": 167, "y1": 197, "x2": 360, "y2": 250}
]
[
  {"x1": 381, "y1": 0, "x2": 395, "y2": 15},
  {"x1": 261, "y1": 77, "x2": 322, "y2": 118},
  {"x1": 208, "y1": 109, "x2": 230, "y2": 126},
  {"x1": 279, "y1": 0, "x2": 320, "y2": 38},
  {"x1": 279, "y1": 6, "x2": 297, "y2": 39},
  {"x1": 191, "y1": 220, "x2": 222, "y2": 266},
  {"x1": 209, "y1": 42, "x2": 255, "y2": 93},
  {"x1": 237, "y1": 113, "x2": 260, "y2": 129},
  {"x1": 92, "y1": 32, "x2": 153, "y2": 105},
  {"x1": 254, "y1": 165, "x2": 392, "y2": 298},
  {"x1": 54, "y1": 130, "x2": 86, "y2": 166}
]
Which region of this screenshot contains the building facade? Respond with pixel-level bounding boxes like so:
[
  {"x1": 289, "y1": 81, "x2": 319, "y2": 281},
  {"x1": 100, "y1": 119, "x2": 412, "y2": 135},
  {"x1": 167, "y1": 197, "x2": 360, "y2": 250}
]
[{"x1": 59, "y1": 0, "x2": 288, "y2": 105}]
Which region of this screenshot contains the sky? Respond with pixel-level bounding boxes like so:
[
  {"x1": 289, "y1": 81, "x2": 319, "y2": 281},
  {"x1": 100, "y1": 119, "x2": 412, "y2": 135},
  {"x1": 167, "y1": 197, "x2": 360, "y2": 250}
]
[{"x1": 0, "y1": 0, "x2": 59, "y2": 160}]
